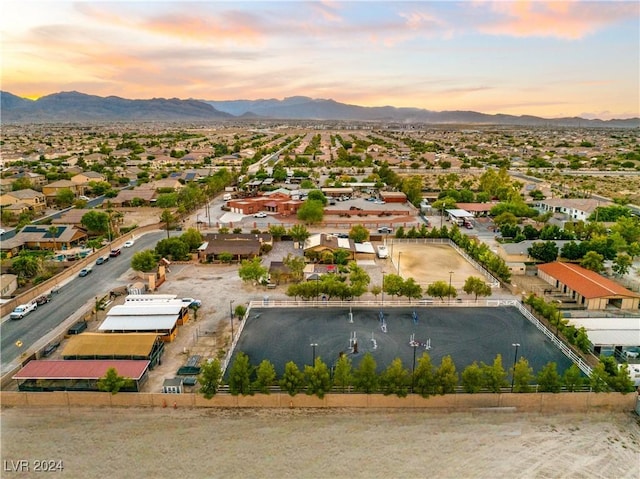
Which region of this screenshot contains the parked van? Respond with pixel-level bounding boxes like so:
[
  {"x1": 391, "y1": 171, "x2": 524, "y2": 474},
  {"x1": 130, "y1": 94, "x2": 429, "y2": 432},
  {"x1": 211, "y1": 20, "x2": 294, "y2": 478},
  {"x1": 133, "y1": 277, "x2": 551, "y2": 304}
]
[{"x1": 223, "y1": 193, "x2": 233, "y2": 201}]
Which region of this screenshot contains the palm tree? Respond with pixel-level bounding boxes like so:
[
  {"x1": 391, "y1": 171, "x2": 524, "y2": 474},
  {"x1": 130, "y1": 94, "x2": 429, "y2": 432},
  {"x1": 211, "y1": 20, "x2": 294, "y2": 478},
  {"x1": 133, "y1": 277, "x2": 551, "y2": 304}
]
[{"x1": 48, "y1": 225, "x2": 59, "y2": 252}]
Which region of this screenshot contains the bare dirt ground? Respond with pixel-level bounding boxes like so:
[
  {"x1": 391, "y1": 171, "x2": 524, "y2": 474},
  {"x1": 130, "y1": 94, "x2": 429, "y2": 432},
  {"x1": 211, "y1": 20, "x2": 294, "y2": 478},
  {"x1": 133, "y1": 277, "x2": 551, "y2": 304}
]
[
  {"x1": 1, "y1": 407, "x2": 639, "y2": 479},
  {"x1": 389, "y1": 242, "x2": 483, "y2": 290}
]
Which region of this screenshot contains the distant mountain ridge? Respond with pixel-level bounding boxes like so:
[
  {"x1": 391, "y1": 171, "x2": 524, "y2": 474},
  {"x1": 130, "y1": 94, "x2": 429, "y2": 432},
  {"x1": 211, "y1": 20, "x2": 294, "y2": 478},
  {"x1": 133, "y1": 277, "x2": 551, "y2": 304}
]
[{"x1": 1, "y1": 91, "x2": 638, "y2": 127}]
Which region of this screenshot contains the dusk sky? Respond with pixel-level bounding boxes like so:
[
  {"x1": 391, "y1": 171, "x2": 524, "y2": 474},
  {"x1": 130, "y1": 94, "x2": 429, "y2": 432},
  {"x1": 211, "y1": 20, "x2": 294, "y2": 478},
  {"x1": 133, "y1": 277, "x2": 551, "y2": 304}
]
[{"x1": 2, "y1": 1, "x2": 638, "y2": 119}]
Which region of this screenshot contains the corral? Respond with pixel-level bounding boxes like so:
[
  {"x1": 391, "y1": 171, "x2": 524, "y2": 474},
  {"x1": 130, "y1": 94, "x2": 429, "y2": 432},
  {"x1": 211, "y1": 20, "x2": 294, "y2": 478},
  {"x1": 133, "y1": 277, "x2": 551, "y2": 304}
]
[{"x1": 230, "y1": 305, "x2": 574, "y2": 376}]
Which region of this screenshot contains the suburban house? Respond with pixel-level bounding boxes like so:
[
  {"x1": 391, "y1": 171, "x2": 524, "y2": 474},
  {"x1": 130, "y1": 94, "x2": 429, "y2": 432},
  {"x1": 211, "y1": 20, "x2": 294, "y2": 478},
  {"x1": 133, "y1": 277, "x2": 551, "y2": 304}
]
[
  {"x1": 533, "y1": 198, "x2": 609, "y2": 223},
  {"x1": 0, "y1": 188, "x2": 47, "y2": 213},
  {"x1": 198, "y1": 233, "x2": 273, "y2": 262},
  {"x1": 71, "y1": 171, "x2": 106, "y2": 185},
  {"x1": 455, "y1": 202, "x2": 499, "y2": 217},
  {"x1": 304, "y1": 233, "x2": 356, "y2": 261},
  {"x1": 0, "y1": 224, "x2": 88, "y2": 255},
  {"x1": 537, "y1": 261, "x2": 640, "y2": 311},
  {"x1": 495, "y1": 240, "x2": 577, "y2": 275},
  {"x1": 10, "y1": 171, "x2": 48, "y2": 190},
  {"x1": 110, "y1": 188, "x2": 156, "y2": 206},
  {"x1": 42, "y1": 179, "x2": 82, "y2": 201}
]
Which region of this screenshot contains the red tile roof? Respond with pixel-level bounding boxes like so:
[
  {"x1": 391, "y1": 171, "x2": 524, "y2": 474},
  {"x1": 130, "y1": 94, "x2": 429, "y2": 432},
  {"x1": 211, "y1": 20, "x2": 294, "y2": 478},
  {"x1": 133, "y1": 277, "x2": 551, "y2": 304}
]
[
  {"x1": 12, "y1": 360, "x2": 150, "y2": 380},
  {"x1": 537, "y1": 262, "x2": 640, "y2": 299}
]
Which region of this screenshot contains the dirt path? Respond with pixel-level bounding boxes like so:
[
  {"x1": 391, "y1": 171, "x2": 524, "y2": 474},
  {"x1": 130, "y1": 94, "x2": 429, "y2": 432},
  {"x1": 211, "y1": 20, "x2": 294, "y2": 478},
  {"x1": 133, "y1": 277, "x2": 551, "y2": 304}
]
[{"x1": 1, "y1": 408, "x2": 638, "y2": 479}]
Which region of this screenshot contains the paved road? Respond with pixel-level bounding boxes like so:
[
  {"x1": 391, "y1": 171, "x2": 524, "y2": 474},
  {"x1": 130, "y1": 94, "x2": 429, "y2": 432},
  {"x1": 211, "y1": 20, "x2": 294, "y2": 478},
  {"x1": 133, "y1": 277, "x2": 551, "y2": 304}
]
[{"x1": 0, "y1": 230, "x2": 170, "y2": 375}]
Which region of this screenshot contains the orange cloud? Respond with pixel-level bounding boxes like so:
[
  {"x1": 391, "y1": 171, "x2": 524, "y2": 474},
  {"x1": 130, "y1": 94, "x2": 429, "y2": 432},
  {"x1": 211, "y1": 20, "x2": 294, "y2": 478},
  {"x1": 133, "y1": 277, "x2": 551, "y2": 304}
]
[{"x1": 478, "y1": 0, "x2": 638, "y2": 39}]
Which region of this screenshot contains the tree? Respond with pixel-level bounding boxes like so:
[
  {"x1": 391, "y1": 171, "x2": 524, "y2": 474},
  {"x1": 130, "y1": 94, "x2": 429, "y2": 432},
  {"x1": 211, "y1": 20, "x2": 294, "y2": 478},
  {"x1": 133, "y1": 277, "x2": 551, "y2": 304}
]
[
  {"x1": 307, "y1": 189, "x2": 327, "y2": 205},
  {"x1": 47, "y1": 225, "x2": 60, "y2": 252},
  {"x1": 580, "y1": 250, "x2": 604, "y2": 272},
  {"x1": 562, "y1": 364, "x2": 584, "y2": 392},
  {"x1": 353, "y1": 353, "x2": 379, "y2": 393},
  {"x1": 97, "y1": 367, "x2": 133, "y2": 394},
  {"x1": 349, "y1": 224, "x2": 370, "y2": 243},
  {"x1": 12, "y1": 177, "x2": 33, "y2": 191},
  {"x1": 333, "y1": 354, "x2": 353, "y2": 393},
  {"x1": 528, "y1": 241, "x2": 559, "y2": 263},
  {"x1": 589, "y1": 363, "x2": 611, "y2": 392},
  {"x1": 413, "y1": 352, "x2": 436, "y2": 397},
  {"x1": 198, "y1": 358, "x2": 223, "y2": 399},
  {"x1": 160, "y1": 209, "x2": 177, "y2": 238},
  {"x1": 435, "y1": 355, "x2": 458, "y2": 394},
  {"x1": 288, "y1": 224, "x2": 310, "y2": 245},
  {"x1": 380, "y1": 358, "x2": 410, "y2": 397},
  {"x1": 382, "y1": 273, "x2": 404, "y2": 298},
  {"x1": 11, "y1": 253, "x2": 42, "y2": 279},
  {"x1": 400, "y1": 277, "x2": 422, "y2": 302},
  {"x1": 131, "y1": 250, "x2": 158, "y2": 272},
  {"x1": 297, "y1": 199, "x2": 324, "y2": 224},
  {"x1": 282, "y1": 253, "x2": 305, "y2": 282},
  {"x1": 238, "y1": 257, "x2": 268, "y2": 285},
  {"x1": 268, "y1": 224, "x2": 287, "y2": 240},
  {"x1": 228, "y1": 352, "x2": 252, "y2": 395},
  {"x1": 512, "y1": 357, "x2": 534, "y2": 393},
  {"x1": 481, "y1": 354, "x2": 508, "y2": 393},
  {"x1": 304, "y1": 357, "x2": 332, "y2": 398},
  {"x1": 253, "y1": 359, "x2": 277, "y2": 394},
  {"x1": 461, "y1": 362, "x2": 483, "y2": 393},
  {"x1": 279, "y1": 361, "x2": 305, "y2": 396},
  {"x1": 537, "y1": 362, "x2": 562, "y2": 393},
  {"x1": 426, "y1": 280, "x2": 456, "y2": 302},
  {"x1": 55, "y1": 188, "x2": 75, "y2": 207},
  {"x1": 462, "y1": 276, "x2": 492, "y2": 301},
  {"x1": 180, "y1": 228, "x2": 203, "y2": 251},
  {"x1": 81, "y1": 211, "x2": 110, "y2": 236},
  {"x1": 155, "y1": 237, "x2": 190, "y2": 261},
  {"x1": 612, "y1": 253, "x2": 633, "y2": 276}
]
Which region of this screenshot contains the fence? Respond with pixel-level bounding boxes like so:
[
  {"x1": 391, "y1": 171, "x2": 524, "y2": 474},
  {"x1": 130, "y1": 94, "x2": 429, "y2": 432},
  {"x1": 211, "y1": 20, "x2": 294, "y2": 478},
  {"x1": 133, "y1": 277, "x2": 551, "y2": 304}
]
[
  {"x1": 390, "y1": 237, "x2": 501, "y2": 288},
  {"x1": 1, "y1": 391, "x2": 636, "y2": 412}
]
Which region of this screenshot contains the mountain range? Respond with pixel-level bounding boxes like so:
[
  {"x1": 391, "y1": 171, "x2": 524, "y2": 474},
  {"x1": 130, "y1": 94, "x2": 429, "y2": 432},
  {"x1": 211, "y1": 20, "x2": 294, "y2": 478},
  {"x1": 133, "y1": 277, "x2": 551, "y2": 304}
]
[{"x1": 1, "y1": 91, "x2": 638, "y2": 127}]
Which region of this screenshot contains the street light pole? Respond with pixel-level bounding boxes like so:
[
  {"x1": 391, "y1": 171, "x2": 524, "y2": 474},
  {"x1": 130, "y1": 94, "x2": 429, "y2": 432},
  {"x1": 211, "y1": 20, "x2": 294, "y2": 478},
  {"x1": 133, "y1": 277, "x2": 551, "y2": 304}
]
[
  {"x1": 310, "y1": 343, "x2": 318, "y2": 364},
  {"x1": 448, "y1": 271, "x2": 454, "y2": 304},
  {"x1": 511, "y1": 343, "x2": 520, "y2": 392},
  {"x1": 398, "y1": 251, "x2": 402, "y2": 276},
  {"x1": 381, "y1": 272, "x2": 385, "y2": 306},
  {"x1": 229, "y1": 300, "x2": 235, "y2": 341}
]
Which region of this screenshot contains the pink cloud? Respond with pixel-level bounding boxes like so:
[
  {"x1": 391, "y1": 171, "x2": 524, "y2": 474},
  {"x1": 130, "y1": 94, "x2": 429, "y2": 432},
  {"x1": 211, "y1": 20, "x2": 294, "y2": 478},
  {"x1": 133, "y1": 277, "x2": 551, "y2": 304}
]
[{"x1": 478, "y1": 0, "x2": 638, "y2": 39}]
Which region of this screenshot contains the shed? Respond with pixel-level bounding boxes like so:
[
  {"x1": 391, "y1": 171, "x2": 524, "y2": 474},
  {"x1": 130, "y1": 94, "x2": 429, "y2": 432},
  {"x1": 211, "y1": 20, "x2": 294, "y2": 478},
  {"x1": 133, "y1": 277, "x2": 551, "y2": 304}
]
[
  {"x1": 61, "y1": 333, "x2": 164, "y2": 368},
  {"x1": 12, "y1": 359, "x2": 150, "y2": 392},
  {"x1": 162, "y1": 377, "x2": 184, "y2": 394}
]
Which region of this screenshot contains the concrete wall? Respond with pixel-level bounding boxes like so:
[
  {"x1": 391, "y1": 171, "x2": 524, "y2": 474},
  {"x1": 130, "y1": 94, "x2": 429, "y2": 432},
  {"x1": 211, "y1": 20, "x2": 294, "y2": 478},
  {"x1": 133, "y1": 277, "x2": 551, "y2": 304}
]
[{"x1": 2, "y1": 391, "x2": 637, "y2": 412}]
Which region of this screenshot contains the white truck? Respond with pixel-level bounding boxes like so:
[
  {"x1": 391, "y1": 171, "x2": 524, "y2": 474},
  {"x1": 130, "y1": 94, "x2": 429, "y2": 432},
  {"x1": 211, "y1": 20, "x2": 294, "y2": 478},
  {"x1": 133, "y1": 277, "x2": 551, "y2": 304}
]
[{"x1": 10, "y1": 302, "x2": 37, "y2": 320}]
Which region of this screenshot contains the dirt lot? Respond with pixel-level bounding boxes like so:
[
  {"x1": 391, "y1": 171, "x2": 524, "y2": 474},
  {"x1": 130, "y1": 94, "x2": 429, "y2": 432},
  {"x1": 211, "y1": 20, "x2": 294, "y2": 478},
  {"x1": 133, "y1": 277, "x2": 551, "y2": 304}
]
[{"x1": 1, "y1": 407, "x2": 638, "y2": 478}]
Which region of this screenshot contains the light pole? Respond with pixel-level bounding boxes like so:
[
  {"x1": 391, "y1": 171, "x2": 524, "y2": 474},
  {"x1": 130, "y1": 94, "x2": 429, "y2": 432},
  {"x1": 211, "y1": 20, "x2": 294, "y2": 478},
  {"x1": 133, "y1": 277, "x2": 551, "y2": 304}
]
[
  {"x1": 381, "y1": 272, "x2": 385, "y2": 306},
  {"x1": 411, "y1": 342, "x2": 418, "y2": 393},
  {"x1": 510, "y1": 343, "x2": 520, "y2": 392},
  {"x1": 310, "y1": 343, "x2": 318, "y2": 364},
  {"x1": 448, "y1": 271, "x2": 454, "y2": 304},
  {"x1": 398, "y1": 251, "x2": 402, "y2": 276},
  {"x1": 229, "y1": 300, "x2": 235, "y2": 341}
]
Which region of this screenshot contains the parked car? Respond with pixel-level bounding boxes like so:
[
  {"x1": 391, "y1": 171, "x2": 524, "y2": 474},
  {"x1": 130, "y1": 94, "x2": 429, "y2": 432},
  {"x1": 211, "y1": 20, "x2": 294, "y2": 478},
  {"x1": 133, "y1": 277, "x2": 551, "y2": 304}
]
[
  {"x1": 123, "y1": 240, "x2": 135, "y2": 248},
  {"x1": 109, "y1": 248, "x2": 121, "y2": 257},
  {"x1": 42, "y1": 342, "x2": 60, "y2": 357},
  {"x1": 377, "y1": 245, "x2": 389, "y2": 259},
  {"x1": 0, "y1": 228, "x2": 6, "y2": 235},
  {"x1": 79, "y1": 267, "x2": 92, "y2": 277},
  {"x1": 10, "y1": 302, "x2": 37, "y2": 320},
  {"x1": 377, "y1": 227, "x2": 393, "y2": 234},
  {"x1": 95, "y1": 256, "x2": 109, "y2": 265},
  {"x1": 79, "y1": 195, "x2": 91, "y2": 201},
  {"x1": 253, "y1": 212, "x2": 267, "y2": 218}
]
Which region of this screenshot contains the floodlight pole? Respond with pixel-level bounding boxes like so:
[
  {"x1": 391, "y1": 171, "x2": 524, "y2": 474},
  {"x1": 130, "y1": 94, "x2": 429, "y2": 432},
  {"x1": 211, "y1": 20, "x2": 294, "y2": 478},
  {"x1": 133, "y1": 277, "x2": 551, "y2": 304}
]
[
  {"x1": 511, "y1": 343, "x2": 520, "y2": 392},
  {"x1": 310, "y1": 343, "x2": 318, "y2": 364},
  {"x1": 448, "y1": 271, "x2": 454, "y2": 304},
  {"x1": 381, "y1": 272, "x2": 385, "y2": 306},
  {"x1": 412, "y1": 343, "x2": 418, "y2": 393},
  {"x1": 398, "y1": 251, "x2": 402, "y2": 276}
]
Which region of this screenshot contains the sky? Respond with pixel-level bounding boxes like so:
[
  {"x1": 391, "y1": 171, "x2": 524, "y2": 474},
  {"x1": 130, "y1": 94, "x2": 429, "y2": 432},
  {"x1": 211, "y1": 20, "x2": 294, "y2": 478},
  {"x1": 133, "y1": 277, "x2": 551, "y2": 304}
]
[{"x1": 2, "y1": 0, "x2": 638, "y2": 119}]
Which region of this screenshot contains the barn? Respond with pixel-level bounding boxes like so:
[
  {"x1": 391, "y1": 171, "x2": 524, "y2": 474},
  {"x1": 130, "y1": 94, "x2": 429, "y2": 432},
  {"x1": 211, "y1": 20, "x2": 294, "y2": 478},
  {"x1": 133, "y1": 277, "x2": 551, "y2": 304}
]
[{"x1": 537, "y1": 262, "x2": 640, "y2": 311}]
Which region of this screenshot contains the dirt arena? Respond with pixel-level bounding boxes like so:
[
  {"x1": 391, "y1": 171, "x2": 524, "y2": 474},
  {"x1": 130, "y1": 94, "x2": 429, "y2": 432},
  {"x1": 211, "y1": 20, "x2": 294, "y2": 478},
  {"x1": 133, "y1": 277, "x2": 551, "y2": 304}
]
[
  {"x1": 388, "y1": 241, "x2": 485, "y2": 290},
  {"x1": 1, "y1": 407, "x2": 639, "y2": 478}
]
